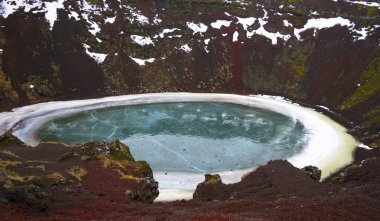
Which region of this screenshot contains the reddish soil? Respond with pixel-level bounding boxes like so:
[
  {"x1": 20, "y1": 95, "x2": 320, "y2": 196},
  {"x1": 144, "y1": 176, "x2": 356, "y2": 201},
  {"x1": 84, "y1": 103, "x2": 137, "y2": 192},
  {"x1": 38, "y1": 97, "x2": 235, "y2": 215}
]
[{"x1": 0, "y1": 137, "x2": 379, "y2": 220}]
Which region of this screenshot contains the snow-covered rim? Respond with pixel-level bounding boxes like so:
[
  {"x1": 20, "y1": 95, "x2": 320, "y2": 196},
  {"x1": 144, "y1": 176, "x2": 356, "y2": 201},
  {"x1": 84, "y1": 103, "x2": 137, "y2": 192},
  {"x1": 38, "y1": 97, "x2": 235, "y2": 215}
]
[{"x1": 0, "y1": 93, "x2": 358, "y2": 201}]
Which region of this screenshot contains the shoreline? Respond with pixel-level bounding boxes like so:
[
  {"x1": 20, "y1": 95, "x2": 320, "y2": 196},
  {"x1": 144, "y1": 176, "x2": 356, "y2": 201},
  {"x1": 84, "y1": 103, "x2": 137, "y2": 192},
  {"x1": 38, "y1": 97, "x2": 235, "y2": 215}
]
[{"x1": 0, "y1": 93, "x2": 359, "y2": 200}]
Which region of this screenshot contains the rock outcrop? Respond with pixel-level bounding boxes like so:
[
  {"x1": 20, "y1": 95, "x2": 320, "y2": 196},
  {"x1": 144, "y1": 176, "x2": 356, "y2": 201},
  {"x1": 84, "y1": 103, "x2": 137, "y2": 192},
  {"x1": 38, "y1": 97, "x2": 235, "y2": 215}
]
[
  {"x1": 0, "y1": 133, "x2": 159, "y2": 211},
  {"x1": 302, "y1": 165, "x2": 322, "y2": 181}
]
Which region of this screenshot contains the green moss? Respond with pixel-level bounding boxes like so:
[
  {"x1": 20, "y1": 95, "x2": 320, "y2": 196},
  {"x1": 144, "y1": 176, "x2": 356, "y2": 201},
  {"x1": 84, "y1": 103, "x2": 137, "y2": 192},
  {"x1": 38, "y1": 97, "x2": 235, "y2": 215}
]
[
  {"x1": 285, "y1": 53, "x2": 307, "y2": 90},
  {"x1": 204, "y1": 173, "x2": 221, "y2": 185},
  {"x1": 363, "y1": 105, "x2": 380, "y2": 119},
  {"x1": 109, "y1": 140, "x2": 135, "y2": 162},
  {"x1": 134, "y1": 161, "x2": 153, "y2": 178},
  {"x1": 329, "y1": 175, "x2": 344, "y2": 184},
  {"x1": 340, "y1": 56, "x2": 380, "y2": 110},
  {"x1": 0, "y1": 63, "x2": 19, "y2": 104},
  {"x1": 0, "y1": 131, "x2": 23, "y2": 145},
  {"x1": 366, "y1": 6, "x2": 377, "y2": 17}
]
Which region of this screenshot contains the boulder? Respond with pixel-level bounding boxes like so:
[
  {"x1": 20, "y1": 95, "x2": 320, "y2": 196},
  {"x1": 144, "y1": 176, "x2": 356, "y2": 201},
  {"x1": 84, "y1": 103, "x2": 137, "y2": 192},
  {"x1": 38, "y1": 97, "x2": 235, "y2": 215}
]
[
  {"x1": 302, "y1": 165, "x2": 322, "y2": 181},
  {"x1": 193, "y1": 173, "x2": 224, "y2": 201},
  {"x1": 125, "y1": 177, "x2": 159, "y2": 204}
]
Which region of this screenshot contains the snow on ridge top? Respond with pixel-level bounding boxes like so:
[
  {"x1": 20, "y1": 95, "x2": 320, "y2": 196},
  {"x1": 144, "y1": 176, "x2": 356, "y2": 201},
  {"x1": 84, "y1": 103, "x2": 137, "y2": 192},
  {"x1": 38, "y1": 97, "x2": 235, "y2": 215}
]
[
  {"x1": 0, "y1": 0, "x2": 42, "y2": 18},
  {"x1": 294, "y1": 17, "x2": 354, "y2": 40},
  {"x1": 186, "y1": 22, "x2": 208, "y2": 36},
  {"x1": 0, "y1": 0, "x2": 65, "y2": 30},
  {"x1": 344, "y1": 0, "x2": 380, "y2": 9},
  {"x1": 83, "y1": 44, "x2": 107, "y2": 64},
  {"x1": 211, "y1": 20, "x2": 232, "y2": 29},
  {"x1": 130, "y1": 35, "x2": 154, "y2": 46},
  {"x1": 129, "y1": 57, "x2": 155, "y2": 66}
]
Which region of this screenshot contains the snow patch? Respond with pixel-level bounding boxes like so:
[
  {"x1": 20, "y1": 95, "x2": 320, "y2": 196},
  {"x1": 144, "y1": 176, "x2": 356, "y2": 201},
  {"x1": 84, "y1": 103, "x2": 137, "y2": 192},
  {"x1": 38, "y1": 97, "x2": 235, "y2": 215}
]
[
  {"x1": 186, "y1": 22, "x2": 208, "y2": 36},
  {"x1": 153, "y1": 14, "x2": 162, "y2": 25},
  {"x1": 358, "y1": 143, "x2": 372, "y2": 150},
  {"x1": 211, "y1": 20, "x2": 232, "y2": 29},
  {"x1": 83, "y1": 44, "x2": 107, "y2": 64},
  {"x1": 0, "y1": 0, "x2": 65, "y2": 30},
  {"x1": 317, "y1": 105, "x2": 330, "y2": 111},
  {"x1": 88, "y1": 21, "x2": 101, "y2": 36},
  {"x1": 69, "y1": 11, "x2": 80, "y2": 21},
  {"x1": 247, "y1": 18, "x2": 291, "y2": 44},
  {"x1": 154, "y1": 28, "x2": 180, "y2": 38},
  {"x1": 344, "y1": 0, "x2": 380, "y2": 9},
  {"x1": 125, "y1": 5, "x2": 149, "y2": 25},
  {"x1": 130, "y1": 35, "x2": 155, "y2": 46},
  {"x1": 129, "y1": 57, "x2": 155, "y2": 66},
  {"x1": 180, "y1": 44, "x2": 192, "y2": 53},
  {"x1": 283, "y1": 20, "x2": 293, "y2": 27},
  {"x1": 352, "y1": 27, "x2": 369, "y2": 40},
  {"x1": 236, "y1": 16, "x2": 256, "y2": 30},
  {"x1": 105, "y1": 16, "x2": 116, "y2": 24},
  {"x1": 44, "y1": 0, "x2": 65, "y2": 29},
  {"x1": 294, "y1": 17, "x2": 353, "y2": 40},
  {"x1": 204, "y1": 39, "x2": 211, "y2": 53},
  {"x1": 232, "y1": 31, "x2": 239, "y2": 42}
]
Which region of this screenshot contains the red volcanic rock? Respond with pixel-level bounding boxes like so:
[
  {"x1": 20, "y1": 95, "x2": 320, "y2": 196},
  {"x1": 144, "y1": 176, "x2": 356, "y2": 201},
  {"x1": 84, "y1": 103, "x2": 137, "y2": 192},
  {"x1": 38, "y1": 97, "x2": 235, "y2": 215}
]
[
  {"x1": 0, "y1": 138, "x2": 159, "y2": 214},
  {"x1": 194, "y1": 160, "x2": 328, "y2": 201}
]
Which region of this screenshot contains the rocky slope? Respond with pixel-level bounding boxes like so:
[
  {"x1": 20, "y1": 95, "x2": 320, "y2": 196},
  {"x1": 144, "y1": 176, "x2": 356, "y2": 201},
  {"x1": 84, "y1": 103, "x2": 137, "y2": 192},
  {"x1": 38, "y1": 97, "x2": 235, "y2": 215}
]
[
  {"x1": 0, "y1": 1, "x2": 380, "y2": 219},
  {"x1": 0, "y1": 0, "x2": 379, "y2": 146},
  {"x1": 0, "y1": 132, "x2": 159, "y2": 212}
]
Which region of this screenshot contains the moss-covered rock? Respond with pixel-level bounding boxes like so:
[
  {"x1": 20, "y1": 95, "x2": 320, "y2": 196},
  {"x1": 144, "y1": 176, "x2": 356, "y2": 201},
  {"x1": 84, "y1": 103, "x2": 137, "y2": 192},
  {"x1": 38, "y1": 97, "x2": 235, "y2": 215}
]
[
  {"x1": 340, "y1": 52, "x2": 380, "y2": 110},
  {"x1": 0, "y1": 131, "x2": 24, "y2": 145},
  {"x1": 204, "y1": 174, "x2": 222, "y2": 185},
  {"x1": 73, "y1": 140, "x2": 135, "y2": 162}
]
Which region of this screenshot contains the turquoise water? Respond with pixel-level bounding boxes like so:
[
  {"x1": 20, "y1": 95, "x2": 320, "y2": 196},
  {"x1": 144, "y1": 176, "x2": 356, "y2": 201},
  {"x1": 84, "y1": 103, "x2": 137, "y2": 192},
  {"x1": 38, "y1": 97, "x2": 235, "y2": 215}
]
[{"x1": 37, "y1": 102, "x2": 309, "y2": 173}]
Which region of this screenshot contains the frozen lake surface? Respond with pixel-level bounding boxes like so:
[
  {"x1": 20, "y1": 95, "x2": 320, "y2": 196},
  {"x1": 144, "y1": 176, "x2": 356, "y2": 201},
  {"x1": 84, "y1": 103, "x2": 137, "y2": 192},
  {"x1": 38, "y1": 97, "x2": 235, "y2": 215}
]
[
  {"x1": 0, "y1": 93, "x2": 358, "y2": 200},
  {"x1": 38, "y1": 102, "x2": 308, "y2": 173}
]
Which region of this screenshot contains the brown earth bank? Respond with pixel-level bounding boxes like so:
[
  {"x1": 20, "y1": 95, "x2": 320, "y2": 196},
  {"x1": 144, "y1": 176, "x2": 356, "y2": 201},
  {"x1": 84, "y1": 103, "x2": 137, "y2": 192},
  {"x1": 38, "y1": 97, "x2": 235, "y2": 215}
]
[{"x1": 0, "y1": 128, "x2": 380, "y2": 220}]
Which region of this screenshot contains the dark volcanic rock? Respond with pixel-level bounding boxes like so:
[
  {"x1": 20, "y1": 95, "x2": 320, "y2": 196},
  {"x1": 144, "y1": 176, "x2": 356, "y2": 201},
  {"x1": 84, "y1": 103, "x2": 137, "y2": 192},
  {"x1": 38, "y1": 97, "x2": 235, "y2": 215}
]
[
  {"x1": 8, "y1": 184, "x2": 48, "y2": 212},
  {"x1": 125, "y1": 176, "x2": 159, "y2": 204},
  {"x1": 302, "y1": 165, "x2": 322, "y2": 181}
]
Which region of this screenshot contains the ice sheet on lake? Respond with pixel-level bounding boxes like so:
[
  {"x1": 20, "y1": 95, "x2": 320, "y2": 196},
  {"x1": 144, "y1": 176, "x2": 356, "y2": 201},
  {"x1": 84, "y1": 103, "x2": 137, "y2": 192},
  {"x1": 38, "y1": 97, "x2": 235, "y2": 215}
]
[{"x1": 0, "y1": 93, "x2": 359, "y2": 201}]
